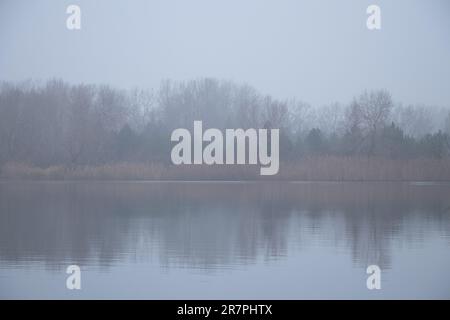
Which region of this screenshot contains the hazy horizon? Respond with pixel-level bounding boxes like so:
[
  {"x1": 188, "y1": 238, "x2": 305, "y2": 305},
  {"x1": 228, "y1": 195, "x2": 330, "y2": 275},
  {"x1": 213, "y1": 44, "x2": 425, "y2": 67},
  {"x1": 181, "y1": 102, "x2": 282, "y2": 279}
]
[{"x1": 1, "y1": 0, "x2": 450, "y2": 107}]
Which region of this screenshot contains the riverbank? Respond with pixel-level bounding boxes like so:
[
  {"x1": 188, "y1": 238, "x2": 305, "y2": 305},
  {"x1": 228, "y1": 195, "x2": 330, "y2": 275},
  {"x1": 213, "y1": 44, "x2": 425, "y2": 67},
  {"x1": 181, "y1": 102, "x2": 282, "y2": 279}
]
[{"x1": 2, "y1": 157, "x2": 450, "y2": 181}]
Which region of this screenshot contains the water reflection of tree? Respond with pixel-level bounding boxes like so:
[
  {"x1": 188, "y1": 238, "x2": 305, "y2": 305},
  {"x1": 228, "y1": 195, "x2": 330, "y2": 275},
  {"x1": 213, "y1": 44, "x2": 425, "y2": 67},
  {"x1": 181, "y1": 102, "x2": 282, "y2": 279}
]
[{"x1": 0, "y1": 182, "x2": 449, "y2": 270}]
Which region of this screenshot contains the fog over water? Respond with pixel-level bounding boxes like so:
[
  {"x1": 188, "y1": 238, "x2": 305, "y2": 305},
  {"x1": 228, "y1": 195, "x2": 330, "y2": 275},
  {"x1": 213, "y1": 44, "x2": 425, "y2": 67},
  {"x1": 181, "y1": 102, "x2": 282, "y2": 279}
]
[
  {"x1": 1, "y1": 182, "x2": 450, "y2": 299},
  {"x1": 1, "y1": 0, "x2": 450, "y2": 300}
]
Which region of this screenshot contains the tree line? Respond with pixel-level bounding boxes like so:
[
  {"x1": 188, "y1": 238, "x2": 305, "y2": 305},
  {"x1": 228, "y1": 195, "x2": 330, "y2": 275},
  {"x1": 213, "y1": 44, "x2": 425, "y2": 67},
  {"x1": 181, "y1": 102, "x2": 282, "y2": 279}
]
[{"x1": 1, "y1": 78, "x2": 449, "y2": 168}]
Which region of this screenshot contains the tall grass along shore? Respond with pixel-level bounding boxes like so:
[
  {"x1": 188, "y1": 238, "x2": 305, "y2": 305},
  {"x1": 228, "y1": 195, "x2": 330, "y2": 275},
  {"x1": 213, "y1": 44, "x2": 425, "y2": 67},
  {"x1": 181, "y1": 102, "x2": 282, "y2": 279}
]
[{"x1": 2, "y1": 157, "x2": 450, "y2": 181}]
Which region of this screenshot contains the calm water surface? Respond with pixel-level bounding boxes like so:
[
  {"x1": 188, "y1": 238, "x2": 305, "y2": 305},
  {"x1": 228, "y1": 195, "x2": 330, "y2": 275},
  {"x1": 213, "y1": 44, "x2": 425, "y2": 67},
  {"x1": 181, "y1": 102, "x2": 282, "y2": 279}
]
[{"x1": 0, "y1": 181, "x2": 449, "y2": 299}]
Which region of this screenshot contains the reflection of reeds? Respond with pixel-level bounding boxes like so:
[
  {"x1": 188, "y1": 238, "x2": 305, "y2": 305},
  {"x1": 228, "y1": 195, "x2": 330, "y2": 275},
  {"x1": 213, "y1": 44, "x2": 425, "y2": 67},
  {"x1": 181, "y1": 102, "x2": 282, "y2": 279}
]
[
  {"x1": 1, "y1": 180, "x2": 450, "y2": 270},
  {"x1": 2, "y1": 156, "x2": 450, "y2": 181}
]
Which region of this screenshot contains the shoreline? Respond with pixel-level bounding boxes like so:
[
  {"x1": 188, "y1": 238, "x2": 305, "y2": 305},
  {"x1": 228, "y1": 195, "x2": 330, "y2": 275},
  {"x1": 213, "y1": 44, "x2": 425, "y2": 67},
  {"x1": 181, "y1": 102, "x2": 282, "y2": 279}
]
[{"x1": 2, "y1": 157, "x2": 450, "y2": 182}]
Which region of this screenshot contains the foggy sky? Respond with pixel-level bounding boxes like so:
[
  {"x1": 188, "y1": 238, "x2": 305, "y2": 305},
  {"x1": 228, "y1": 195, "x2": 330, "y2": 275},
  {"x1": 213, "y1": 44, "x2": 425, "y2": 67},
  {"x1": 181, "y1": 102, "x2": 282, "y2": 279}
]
[{"x1": 1, "y1": 0, "x2": 449, "y2": 107}]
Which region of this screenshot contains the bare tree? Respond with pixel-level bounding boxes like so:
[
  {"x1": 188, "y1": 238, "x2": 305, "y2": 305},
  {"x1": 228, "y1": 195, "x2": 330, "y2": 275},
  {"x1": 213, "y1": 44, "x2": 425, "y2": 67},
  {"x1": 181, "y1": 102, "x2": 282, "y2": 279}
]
[
  {"x1": 345, "y1": 90, "x2": 393, "y2": 155},
  {"x1": 128, "y1": 88, "x2": 155, "y2": 133}
]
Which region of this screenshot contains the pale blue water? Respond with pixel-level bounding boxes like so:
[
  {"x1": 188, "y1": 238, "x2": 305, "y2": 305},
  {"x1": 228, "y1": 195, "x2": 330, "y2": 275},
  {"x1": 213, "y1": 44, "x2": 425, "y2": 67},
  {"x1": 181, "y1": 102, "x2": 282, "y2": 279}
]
[{"x1": 0, "y1": 181, "x2": 449, "y2": 299}]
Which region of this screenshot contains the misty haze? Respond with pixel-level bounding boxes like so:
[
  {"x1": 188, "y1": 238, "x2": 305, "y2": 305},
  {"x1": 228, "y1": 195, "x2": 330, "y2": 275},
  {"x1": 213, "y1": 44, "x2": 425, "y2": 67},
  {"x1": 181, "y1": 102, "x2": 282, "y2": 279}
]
[{"x1": 0, "y1": 0, "x2": 450, "y2": 300}]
